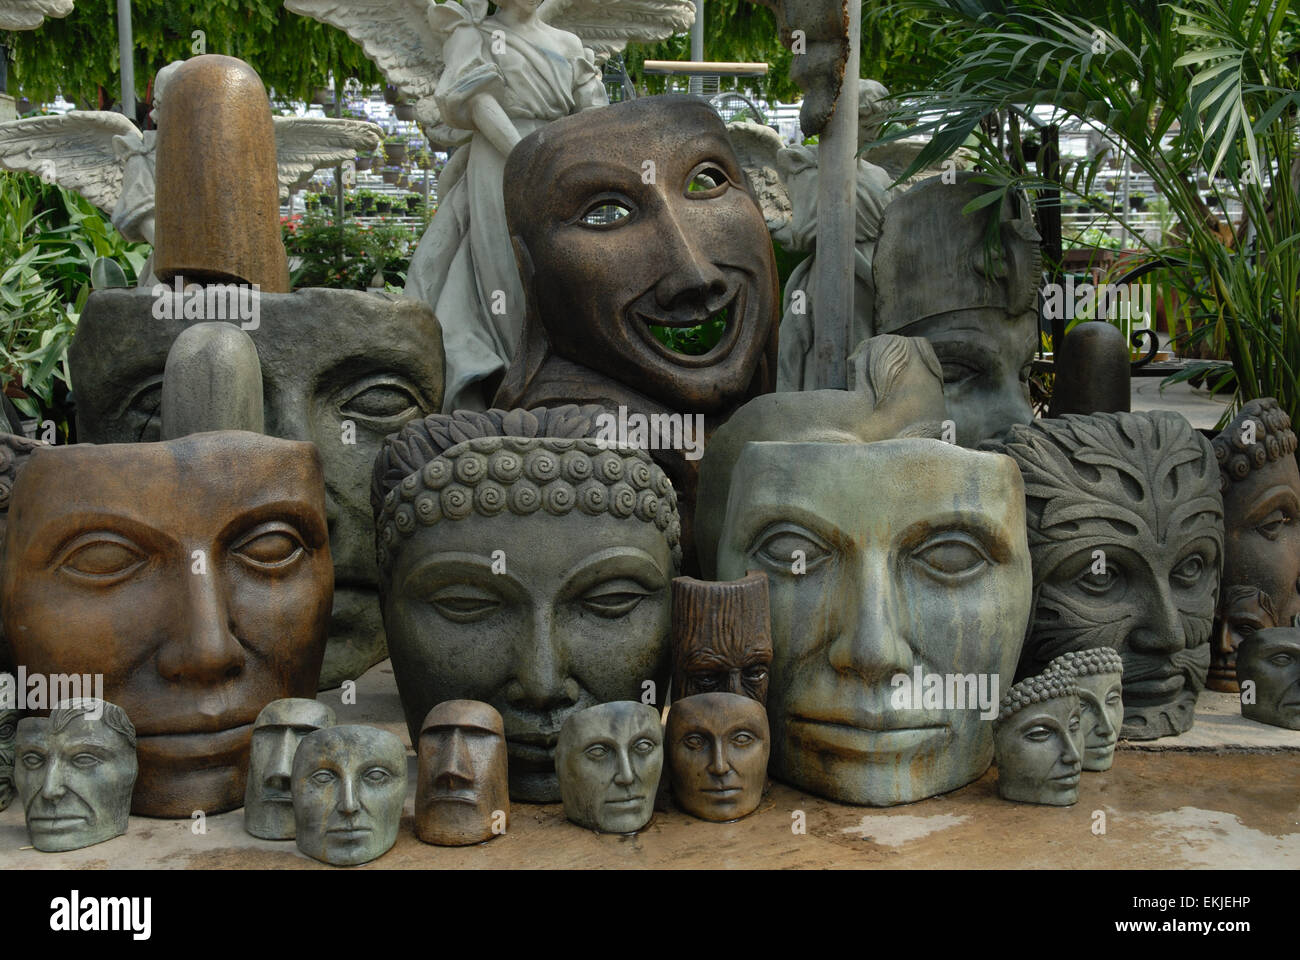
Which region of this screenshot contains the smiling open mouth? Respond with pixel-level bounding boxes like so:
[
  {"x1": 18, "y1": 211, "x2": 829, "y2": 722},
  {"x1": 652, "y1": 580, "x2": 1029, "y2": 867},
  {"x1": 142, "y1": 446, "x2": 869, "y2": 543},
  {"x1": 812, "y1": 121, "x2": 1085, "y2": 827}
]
[
  {"x1": 645, "y1": 303, "x2": 731, "y2": 356},
  {"x1": 634, "y1": 287, "x2": 745, "y2": 366}
]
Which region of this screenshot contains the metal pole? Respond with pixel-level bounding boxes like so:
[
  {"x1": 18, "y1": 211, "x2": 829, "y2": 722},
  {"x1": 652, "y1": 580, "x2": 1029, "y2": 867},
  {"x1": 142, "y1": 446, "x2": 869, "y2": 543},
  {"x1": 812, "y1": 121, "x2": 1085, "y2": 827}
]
[
  {"x1": 810, "y1": 3, "x2": 859, "y2": 389},
  {"x1": 116, "y1": 0, "x2": 135, "y2": 118},
  {"x1": 689, "y1": 0, "x2": 704, "y2": 95}
]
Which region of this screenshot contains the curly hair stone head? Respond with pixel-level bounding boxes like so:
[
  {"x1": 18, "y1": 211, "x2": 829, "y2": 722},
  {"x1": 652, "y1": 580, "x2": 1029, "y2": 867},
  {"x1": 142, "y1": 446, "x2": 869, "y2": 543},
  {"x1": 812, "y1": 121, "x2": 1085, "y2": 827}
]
[
  {"x1": 1045, "y1": 647, "x2": 1125, "y2": 680},
  {"x1": 1212, "y1": 398, "x2": 1298, "y2": 492},
  {"x1": 371, "y1": 405, "x2": 683, "y2": 576},
  {"x1": 996, "y1": 671, "x2": 1078, "y2": 724}
]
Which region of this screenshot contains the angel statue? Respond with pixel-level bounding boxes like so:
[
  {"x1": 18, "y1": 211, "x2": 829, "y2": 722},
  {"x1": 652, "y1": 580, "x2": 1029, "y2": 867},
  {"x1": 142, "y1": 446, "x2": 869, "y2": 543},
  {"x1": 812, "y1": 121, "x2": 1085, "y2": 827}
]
[
  {"x1": 0, "y1": 59, "x2": 382, "y2": 285},
  {"x1": 285, "y1": 0, "x2": 695, "y2": 412},
  {"x1": 0, "y1": 0, "x2": 73, "y2": 30},
  {"x1": 727, "y1": 79, "x2": 973, "y2": 391}
]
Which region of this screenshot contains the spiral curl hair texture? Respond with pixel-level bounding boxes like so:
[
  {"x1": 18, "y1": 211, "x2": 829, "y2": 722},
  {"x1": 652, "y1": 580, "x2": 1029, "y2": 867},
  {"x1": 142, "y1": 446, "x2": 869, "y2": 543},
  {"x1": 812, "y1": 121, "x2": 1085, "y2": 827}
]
[
  {"x1": 371, "y1": 406, "x2": 682, "y2": 575},
  {"x1": 1212, "y1": 398, "x2": 1298, "y2": 492},
  {"x1": 996, "y1": 671, "x2": 1079, "y2": 723},
  {"x1": 1045, "y1": 647, "x2": 1125, "y2": 680}
]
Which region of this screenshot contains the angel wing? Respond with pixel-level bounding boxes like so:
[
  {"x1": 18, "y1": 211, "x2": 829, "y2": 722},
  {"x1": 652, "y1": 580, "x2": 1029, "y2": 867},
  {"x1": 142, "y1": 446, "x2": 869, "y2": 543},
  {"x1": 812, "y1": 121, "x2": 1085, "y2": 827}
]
[
  {"x1": 0, "y1": 0, "x2": 74, "y2": 31},
  {"x1": 273, "y1": 116, "x2": 384, "y2": 196},
  {"x1": 726, "y1": 120, "x2": 793, "y2": 245},
  {"x1": 539, "y1": 0, "x2": 694, "y2": 62},
  {"x1": 0, "y1": 111, "x2": 140, "y2": 213}
]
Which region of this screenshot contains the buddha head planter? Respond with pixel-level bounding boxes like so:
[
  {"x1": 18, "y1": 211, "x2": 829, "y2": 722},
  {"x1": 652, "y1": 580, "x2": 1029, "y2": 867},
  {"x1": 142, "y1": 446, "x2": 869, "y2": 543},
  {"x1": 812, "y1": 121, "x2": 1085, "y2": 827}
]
[
  {"x1": 1045, "y1": 648, "x2": 1124, "y2": 771},
  {"x1": 496, "y1": 94, "x2": 778, "y2": 418},
  {"x1": 69, "y1": 287, "x2": 445, "y2": 688},
  {"x1": 292, "y1": 724, "x2": 407, "y2": 867},
  {"x1": 874, "y1": 173, "x2": 1041, "y2": 447},
  {"x1": 2, "y1": 430, "x2": 333, "y2": 816},
  {"x1": 15, "y1": 699, "x2": 138, "y2": 851},
  {"x1": 0, "y1": 703, "x2": 13, "y2": 812},
  {"x1": 556, "y1": 701, "x2": 663, "y2": 834},
  {"x1": 713, "y1": 438, "x2": 1032, "y2": 806},
  {"x1": 993, "y1": 672, "x2": 1082, "y2": 806},
  {"x1": 696, "y1": 333, "x2": 948, "y2": 577},
  {"x1": 1236, "y1": 627, "x2": 1300, "y2": 729},
  {"x1": 244, "y1": 698, "x2": 336, "y2": 839},
  {"x1": 1210, "y1": 398, "x2": 1300, "y2": 691},
  {"x1": 372, "y1": 406, "x2": 681, "y2": 803},
  {"x1": 666, "y1": 692, "x2": 769, "y2": 821},
  {"x1": 671, "y1": 573, "x2": 773, "y2": 704},
  {"x1": 995, "y1": 411, "x2": 1223, "y2": 740},
  {"x1": 415, "y1": 700, "x2": 509, "y2": 846}
]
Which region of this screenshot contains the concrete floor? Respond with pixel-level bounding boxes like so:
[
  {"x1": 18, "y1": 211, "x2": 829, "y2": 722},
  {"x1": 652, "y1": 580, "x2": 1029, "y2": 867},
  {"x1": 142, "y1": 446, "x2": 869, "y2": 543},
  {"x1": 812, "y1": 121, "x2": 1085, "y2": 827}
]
[{"x1": 3, "y1": 662, "x2": 1296, "y2": 870}]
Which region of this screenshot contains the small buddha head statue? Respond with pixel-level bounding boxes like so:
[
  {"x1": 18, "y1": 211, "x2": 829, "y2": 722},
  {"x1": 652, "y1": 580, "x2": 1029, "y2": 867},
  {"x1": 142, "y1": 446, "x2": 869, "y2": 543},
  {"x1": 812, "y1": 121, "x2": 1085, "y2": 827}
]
[
  {"x1": 15, "y1": 698, "x2": 138, "y2": 851},
  {"x1": 994, "y1": 672, "x2": 1082, "y2": 806},
  {"x1": 1044, "y1": 647, "x2": 1124, "y2": 771},
  {"x1": 1210, "y1": 398, "x2": 1300, "y2": 690}
]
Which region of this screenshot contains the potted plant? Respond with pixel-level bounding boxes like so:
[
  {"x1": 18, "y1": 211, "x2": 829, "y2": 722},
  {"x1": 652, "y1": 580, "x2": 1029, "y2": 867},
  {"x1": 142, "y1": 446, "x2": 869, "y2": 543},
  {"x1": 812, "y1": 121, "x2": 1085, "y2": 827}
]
[
  {"x1": 354, "y1": 152, "x2": 374, "y2": 172},
  {"x1": 395, "y1": 102, "x2": 417, "y2": 122},
  {"x1": 415, "y1": 148, "x2": 432, "y2": 170},
  {"x1": 382, "y1": 166, "x2": 401, "y2": 185},
  {"x1": 405, "y1": 194, "x2": 421, "y2": 213},
  {"x1": 385, "y1": 139, "x2": 408, "y2": 164},
  {"x1": 1129, "y1": 192, "x2": 1147, "y2": 211},
  {"x1": 376, "y1": 197, "x2": 392, "y2": 214}
]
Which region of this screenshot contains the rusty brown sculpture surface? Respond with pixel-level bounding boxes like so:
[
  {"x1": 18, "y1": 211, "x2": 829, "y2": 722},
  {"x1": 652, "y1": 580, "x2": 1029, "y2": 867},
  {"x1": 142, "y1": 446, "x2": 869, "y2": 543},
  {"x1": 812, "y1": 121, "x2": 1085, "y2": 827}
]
[
  {"x1": 154, "y1": 55, "x2": 289, "y2": 292},
  {"x1": 415, "y1": 700, "x2": 509, "y2": 846},
  {"x1": 1, "y1": 430, "x2": 333, "y2": 817},
  {"x1": 495, "y1": 95, "x2": 779, "y2": 572},
  {"x1": 671, "y1": 573, "x2": 773, "y2": 704}
]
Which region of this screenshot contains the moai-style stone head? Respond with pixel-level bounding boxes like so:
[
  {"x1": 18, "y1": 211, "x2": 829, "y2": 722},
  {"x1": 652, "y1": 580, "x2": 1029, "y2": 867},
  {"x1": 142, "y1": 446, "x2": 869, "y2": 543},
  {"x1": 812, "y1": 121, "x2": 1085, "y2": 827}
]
[
  {"x1": 994, "y1": 673, "x2": 1082, "y2": 806},
  {"x1": 556, "y1": 701, "x2": 663, "y2": 834},
  {"x1": 1045, "y1": 648, "x2": 1124, "y2": 771},
  {"x1": 874, "y1": 173, "x2": 1041, "y2": 447},
  {"x1": 666, "y1": 692, "x2": 769, "y2": 822},
  {"x1": 415, "y1": 700, "x2": 509, "y2": 846},
  {"x1": 372, "y1": 407, "x2": 681, "y2": 803},
  {"x1": 15, "y1": 699, "x2": 138, "y2": 851},
  {"x1": 2, "y1": 431, "x2": 333, "y2": 817},
  {"x1": 0, "y1": 703, "x2": 16, "y2": 813},
  {"x1": 244, "y1": 698, "x2": 336, "y2": 840},
  {"x1": 671, "y1": 573, "x2": 773, "y2": 704},
  {"x1": 497, "y1": 94, "x2": 778, "y2": 416},
  {"x1": 713, "y1": 438, "x2": 1031, "y2": 806},
  {"x1": 69, "y1": 288, "x2": 445, "y2": 688},
  {"x1": 1236, "y1": 627, "x2": 1300, "y2": 730},
  {"x1": 1210, "y1": 399, "x2": 1300, "y2": 691},
  {"x1": 292, "y1": 725, "x2": 407, "y2": 867},
  {"x1": 996, "y1": 412, "x2": 1224, "y2": 740}
]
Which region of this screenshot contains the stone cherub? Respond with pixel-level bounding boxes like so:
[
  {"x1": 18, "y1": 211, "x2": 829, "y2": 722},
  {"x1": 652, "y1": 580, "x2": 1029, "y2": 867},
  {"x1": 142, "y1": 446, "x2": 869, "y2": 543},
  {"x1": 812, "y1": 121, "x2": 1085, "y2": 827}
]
[
  {"x1": 283, "y1": 0, "x2": 696, "y2": 412},
  {"x1": 0, "y1": 0, "x2": 72, "y2": 30},
  {"x1": 0, "y1": 59, "x2": 382, "y2": 284}
]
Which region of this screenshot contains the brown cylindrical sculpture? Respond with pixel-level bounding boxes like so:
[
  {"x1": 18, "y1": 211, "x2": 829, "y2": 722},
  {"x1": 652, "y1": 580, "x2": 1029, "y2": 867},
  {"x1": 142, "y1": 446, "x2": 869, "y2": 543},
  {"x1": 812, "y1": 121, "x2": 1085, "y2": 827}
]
[
  {"x1": 1048, "y1": 321, "x2": 1131, "y2": 418},
  {"x1": 154, "y1": 55, "x2": 290, "y2": 292},
  {"x1": 671, "y1": 573, "x2": 773, "y2": 704}
]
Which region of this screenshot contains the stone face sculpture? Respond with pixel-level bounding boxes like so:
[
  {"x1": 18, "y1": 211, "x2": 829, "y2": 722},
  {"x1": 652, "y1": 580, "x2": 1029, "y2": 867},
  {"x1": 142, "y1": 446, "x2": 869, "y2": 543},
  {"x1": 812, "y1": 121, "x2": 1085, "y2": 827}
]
[
  {"x1": 1045, "y1": 648, "x2": 1124, "y2": 772},
  {"x1": 994, "y1": 673, "x2": 1082, "y2": 806},
  {"x1": 292, "y1": 725, "x2": 407, "y2": 867},
  {"x1": 372, "y1": 407, "x2": 681, "y2": 803},
  {"x1": 245, "y1": 698, "x2": 337, "y2": 840},
  {"x1": 556, "y1": 701, "x2": 662, "y2": 834},
  {"x1": 671, "y1": 573, "x2": 773, "y2": 704},
  {"x1": 1236, "y1": 627, "x2": 1300, "y2": 729},
  {"x1": 495, "y1": 94, "x2": 780, "y2": 570},
  {"x1": 1047, "y1": 321, "x2": 1132, "y2": 418},
  {"x1": 745, "y1": 0, "x2": 848, "y2": 137},
  {"x1": 1210, "y1": 399, "x2": 1300, "y2": 691},
  {"x1": 0, "y1": 430, "x2": 41, "y2": 674},
  {"x1": 874, "y1": 173, "x2": 1042, "y2": 447},
  {"x1": 666, "y1": 692, "x2": 769, "y2": 821},
  {"x1": 696, "y1": 333, "x2": 948, "y2": 578},
  {"x1": 415, "y1": 700, "x2": 508, "y2": 846},
  {"x1": 996, "y1": 412, "x2": 1224, "y2": 740},
  {"x1": 162, "y1": 322, "x2": 265, "y2": 438},
  {"x1": 0, "y1": 58, "x2": 381, "y2": 285},
  {"x1": 15, "y1": 699, "x2": 138, "y2": 852},
  {"x1": 286, "y1": 0, "x2": 694, "y2": 412},
  {"x1": 0, "y1": 704, "x2": 15, "y2": 812},
  {"x1": 2, "y1": 431, "x2": 333, "y2": 817},
  {"x1": 713, "y1": 438, "x2": 1032, "y2": 806},
  {"x1": 69, "y1": 288, "x2": 444, "y2": 688}
]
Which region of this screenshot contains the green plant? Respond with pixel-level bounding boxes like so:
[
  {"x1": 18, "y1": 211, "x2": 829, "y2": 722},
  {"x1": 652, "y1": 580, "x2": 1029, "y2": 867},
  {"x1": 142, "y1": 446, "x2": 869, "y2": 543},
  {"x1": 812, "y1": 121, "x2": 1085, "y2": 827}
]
[
  {"x1": 284, "y1": 212, "x2": 419, "y2": 291},
  {"x1": 0, "y1": 173, "x2": 148, "y2": 436},
  {"x1": 879, "y1": 0, "x2": 1300, "y2": 429}
]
